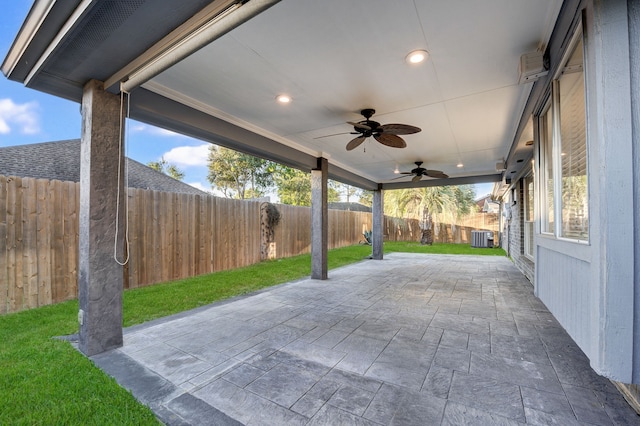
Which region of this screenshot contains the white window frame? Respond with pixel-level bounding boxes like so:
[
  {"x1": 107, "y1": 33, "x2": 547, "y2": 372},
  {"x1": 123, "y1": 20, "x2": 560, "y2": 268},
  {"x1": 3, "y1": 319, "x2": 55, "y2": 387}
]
[
  {"x1": 536, "y1": 22, "x2": 589, "y2": 244},
  {"x1": 538, "y1": 101, "x2": 554, "y2": 236},
  {"x1": 523, "y1": 173, "x2": 535, "y2": 260}
]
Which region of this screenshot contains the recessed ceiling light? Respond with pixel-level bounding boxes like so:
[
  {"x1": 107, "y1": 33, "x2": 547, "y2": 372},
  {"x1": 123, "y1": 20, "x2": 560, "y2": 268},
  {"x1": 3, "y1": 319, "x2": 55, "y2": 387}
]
[
  {"x1": 406, "y1": 50, "x2": 429, "y2": 64},
  {"x1": 276, "y1": 94, "x2": 291, "y2": 104},
  {"x1": 456, "y1": 163, "x2": 464, "y2": 168},
  {"x1": 394, "y1": 165, "x2": 400, "y2": 174},
  {"x1": 525, "y1": 140, "x2": 534, "y2": 146}
]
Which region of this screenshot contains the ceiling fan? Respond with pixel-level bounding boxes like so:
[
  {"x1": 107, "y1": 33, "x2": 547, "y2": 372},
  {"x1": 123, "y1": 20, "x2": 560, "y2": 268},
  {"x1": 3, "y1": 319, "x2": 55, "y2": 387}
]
[
  {"x1": 345, "y1": 108, "x2": 421, "y2": 151},
  {"x1": 394, "y1": 161, "x2": 449, "y2": 182}
]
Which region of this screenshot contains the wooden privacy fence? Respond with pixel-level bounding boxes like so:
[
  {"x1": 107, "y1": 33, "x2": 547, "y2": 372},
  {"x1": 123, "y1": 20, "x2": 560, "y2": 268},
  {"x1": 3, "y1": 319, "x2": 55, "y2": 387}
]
[
  {"x1": 0, "y1": 176, "x2": 79, "y2": 314},
  {"x1": 1, "y1": 175, "x2": 497, "y2": 314},
  {"x1": 125, "y1": 188, "x2": 262, "y2": 289}
]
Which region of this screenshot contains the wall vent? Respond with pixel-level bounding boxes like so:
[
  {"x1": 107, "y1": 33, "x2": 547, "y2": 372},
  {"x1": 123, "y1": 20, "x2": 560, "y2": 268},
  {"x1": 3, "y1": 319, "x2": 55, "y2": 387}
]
[{"x1": 518, "y1": 51, "x2": 548, "y2": 84}]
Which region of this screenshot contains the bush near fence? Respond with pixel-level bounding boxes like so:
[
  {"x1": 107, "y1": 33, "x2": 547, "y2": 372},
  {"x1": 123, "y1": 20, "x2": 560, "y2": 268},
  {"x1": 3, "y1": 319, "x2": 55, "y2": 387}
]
[{"x1": 0, "y1": 175, "x2": 497, "y2": 314}]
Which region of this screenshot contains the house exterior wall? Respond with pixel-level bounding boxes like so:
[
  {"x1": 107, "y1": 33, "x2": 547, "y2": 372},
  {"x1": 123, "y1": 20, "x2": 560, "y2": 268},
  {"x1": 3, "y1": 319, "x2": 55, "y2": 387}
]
[
  {"x1": 510, "y1": 179, "x2": 535, "y2": 283},
  {"x1": 506, "y1": 0, "x2": 639, "y2": 384},
  {"x1": 507, "y1": 184, "x2": 521, "y2": 263},
  {"x1": 502, "y1": 179, "x2": 534, "y2": 283},
  {"x1": 628, "y1": 0, "x2": 640, "y2": 385}
]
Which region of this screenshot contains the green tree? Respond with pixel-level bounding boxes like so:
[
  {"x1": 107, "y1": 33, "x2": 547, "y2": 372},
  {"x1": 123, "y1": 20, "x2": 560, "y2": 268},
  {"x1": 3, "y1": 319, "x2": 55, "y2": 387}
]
[
  {"x1": 271, "y1": 166, "x2": 340, "y2": 206},
  {"x1": 207, "y1": 146, "x2": 274, "y2": 199},
  {"x1": 332, "y1": 182, "x2": 363, "y2": 204},
  {"x1": 147, "y1": 157, "x2": 185, "y2": 181},
  {"x1": 358, "y1": 190, "x2": 373, "y2": 207},
  {"x1": 273, "y1": 166, "x2": 311, "y2": 206},
  {"x1": 384, "y1": 185, "x2": 477, "y2": 224}
]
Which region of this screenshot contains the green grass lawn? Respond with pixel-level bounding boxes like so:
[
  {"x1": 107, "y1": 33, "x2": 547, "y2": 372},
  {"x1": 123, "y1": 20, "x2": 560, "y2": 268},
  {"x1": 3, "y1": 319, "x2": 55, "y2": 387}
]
[
  {"x1": 0, "y1": 243, "x2": 503, "y2": 424},
  {"x1": 384, "y1": 241, "x2": 506, "y2": 256}
]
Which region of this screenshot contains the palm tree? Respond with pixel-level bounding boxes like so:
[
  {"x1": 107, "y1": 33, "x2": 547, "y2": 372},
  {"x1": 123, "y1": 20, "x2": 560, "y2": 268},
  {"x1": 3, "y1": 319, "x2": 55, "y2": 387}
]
[{"x1": 385, "y1": 185, "x2": 476, "y2": 224}]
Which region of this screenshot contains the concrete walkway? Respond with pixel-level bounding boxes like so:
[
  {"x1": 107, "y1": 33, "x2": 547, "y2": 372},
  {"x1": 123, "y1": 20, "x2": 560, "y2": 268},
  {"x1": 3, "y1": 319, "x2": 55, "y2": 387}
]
[{"x1": 91, "y1": 253, "x2": 639, "y2": 425}]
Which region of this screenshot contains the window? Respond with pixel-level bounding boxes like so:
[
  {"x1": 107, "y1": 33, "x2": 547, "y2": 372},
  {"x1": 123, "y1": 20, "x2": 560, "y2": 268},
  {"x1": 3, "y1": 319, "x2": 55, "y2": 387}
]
[
  {"x1": 540, "y1": 104, "x2": 554, "y2": 234},
  {"x1": 538, "y1": 27, "x2": 589, "y2": 242},
  {"x1": 558, "y1": 39, "x2": 588, "y2": 240},
  {"x1": 524, "y1": 174, "x2": 535, "y2": 259}
]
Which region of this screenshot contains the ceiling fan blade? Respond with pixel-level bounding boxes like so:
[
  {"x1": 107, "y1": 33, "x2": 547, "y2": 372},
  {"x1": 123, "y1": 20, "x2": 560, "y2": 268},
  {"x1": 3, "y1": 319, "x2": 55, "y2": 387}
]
[
  {"x1": 346, "y1": 136, "x2": 367, "y2": 151},
  {"x1": 380, "y1": 123, "x2": 422, "y2": 135},
  {"x1": 313, "y1": 132, "x2": 352, "y2": 139},
  {"x1": 347, "y1": 121, "x2": 371, "y2": 131},
  {"x1": 426, "y1": 170, "x2": 449, "y2": 179},
  {"x1": 412, "y1": 174, "x2": 422, "y2": 182},
  {"x1": 374, "y1": 133, "x2": 406, "y2": 148}
]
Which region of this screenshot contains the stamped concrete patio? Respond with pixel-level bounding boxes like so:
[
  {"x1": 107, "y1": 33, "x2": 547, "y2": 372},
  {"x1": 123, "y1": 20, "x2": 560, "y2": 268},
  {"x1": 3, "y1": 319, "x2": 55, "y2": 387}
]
[{"x1": 91, "y1": 253, "x2": 639, "y2": 425}]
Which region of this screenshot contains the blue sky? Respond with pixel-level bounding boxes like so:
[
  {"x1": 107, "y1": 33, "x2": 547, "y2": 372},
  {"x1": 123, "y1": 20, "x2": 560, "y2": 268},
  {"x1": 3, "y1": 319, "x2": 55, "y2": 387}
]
[
  {"x1": 1, "y1": 2, "x2": 493, "y2": 199},
  {"x1": 0, "y1": 2, "x2": 212, "y2": 192}
]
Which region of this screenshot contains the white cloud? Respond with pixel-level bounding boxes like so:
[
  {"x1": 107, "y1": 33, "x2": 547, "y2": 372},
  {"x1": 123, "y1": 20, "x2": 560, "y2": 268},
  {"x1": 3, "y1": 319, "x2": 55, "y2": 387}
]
[
  {"x1": 130, "y1": 123, "x2": 180, "y2": 137},
  {"x1": 163, "y1": 144, "x2": 210, "y2": 166},
  {"x1": 187, "y1": 182, "x2": 213, "y2": 193},
  {"x1": 0, "y1": 98, "x2": 40, "y2": 135}
]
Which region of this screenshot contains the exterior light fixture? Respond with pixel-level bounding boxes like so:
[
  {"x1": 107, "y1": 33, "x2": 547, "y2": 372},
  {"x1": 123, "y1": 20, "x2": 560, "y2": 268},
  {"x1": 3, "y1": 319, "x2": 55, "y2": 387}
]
[
  {"x1": 394, "y1": 165, "x2": 400, "y2": 174},
  {"x1": 276, "y1": 94, "x2": 291, "y2": 103},
  {"x1": 456, "y1": 163, "x2": 464, "y2": 168},
  {"x1": 405, "y1": 49, "x2": 429, "y2": 64}
]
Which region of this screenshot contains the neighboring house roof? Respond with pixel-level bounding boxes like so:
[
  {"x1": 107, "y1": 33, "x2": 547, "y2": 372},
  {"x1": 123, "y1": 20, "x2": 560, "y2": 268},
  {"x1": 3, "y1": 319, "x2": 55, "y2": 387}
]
[
  {"x1": 475, "y1": 195, "x2": 499, "y2": 214},
  {"x1": 328, "y1": 202, "x2": 372, "y2": 212},
  {"x1": 0, "y1": 139, "x2": 207, "y2": 196}
]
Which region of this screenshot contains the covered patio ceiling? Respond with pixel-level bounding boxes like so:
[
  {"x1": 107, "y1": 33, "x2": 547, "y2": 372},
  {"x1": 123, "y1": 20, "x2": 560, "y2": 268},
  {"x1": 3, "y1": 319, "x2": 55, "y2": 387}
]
[{"x1": 3, "y1": 0, "x2": 562, "y2": 190}]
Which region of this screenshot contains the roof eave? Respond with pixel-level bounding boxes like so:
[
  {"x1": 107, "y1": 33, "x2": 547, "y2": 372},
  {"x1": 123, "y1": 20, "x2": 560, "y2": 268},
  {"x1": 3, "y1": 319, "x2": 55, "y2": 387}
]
[{"x1": 2, "y1": 0, "x2": 81, "y2": 82}]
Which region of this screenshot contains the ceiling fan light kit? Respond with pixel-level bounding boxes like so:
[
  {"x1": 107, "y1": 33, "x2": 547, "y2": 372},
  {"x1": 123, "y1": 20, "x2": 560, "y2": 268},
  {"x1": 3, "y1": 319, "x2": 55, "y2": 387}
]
[
  {"x1": 405, "y1": 49, "x2": 429, "y2": 64},
  {"x1": 394, "y1": 161, "x2": 449, "y2": 182},
  {"x1": 345, "y1": 109, "x2": 421, "y2": 151}
]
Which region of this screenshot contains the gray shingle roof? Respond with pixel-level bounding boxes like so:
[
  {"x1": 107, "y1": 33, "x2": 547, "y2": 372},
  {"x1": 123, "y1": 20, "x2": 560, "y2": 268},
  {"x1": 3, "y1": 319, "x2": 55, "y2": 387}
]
[
  {"x1": 0, "y1": 139, "x2": 208, "y2": 196},
  {"x1": 328, "y1": 202, "x2": 372, "y2": 212}
]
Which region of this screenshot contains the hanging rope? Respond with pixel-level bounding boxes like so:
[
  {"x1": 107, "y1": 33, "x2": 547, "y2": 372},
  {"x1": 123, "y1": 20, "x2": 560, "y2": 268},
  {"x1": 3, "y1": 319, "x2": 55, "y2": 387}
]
[{"x1": 114, "y1": 88, "x2": 131, "y2": 265}]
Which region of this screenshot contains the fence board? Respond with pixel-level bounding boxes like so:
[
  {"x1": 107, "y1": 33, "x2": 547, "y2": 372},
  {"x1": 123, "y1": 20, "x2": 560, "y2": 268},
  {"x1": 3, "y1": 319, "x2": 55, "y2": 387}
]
[
  {"x1": 9, "y1": 177, "x2": 24, "y2": 311},
  {"x1": 67, "y1": 181, "x2": 79, "y2": 300},
  {"x1": 50, "y1": 180, "x2": 62, "y2": 302},
  {"x1": 151, "y1": 191, "x2": 161, "y2": 283},
  {"x1": 22, "y1": 178, "x2": 38, "y2": 309},
  {"x1": 0, "y1": 176, "x2": 7, "y2": 313},
  {"x1": 36, "y1": 179, "x2": 52, "y2": 307}
]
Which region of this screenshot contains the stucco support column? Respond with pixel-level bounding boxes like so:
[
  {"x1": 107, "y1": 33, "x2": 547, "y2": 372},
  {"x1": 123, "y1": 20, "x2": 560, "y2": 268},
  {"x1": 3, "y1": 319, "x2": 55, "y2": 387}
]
[
  {"x1": 371, "y1": 187, "x2": 384, "y2": 260},
  {"x1": 311, "y1": 157, "x2": 328, "y2": 280},
  {"x1": 587, "y1": 0, "x2": 635, "y2": 381},
  {"x1": 628, "y1": 0, "x2": 640, "y2": 384},
  {"x1": 78, "y1": 79, "x2": 125, "y2": 356}
]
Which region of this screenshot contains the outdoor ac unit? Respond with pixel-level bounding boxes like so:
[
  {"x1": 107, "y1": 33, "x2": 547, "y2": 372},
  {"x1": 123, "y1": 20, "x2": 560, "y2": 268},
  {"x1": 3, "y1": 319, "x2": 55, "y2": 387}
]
[
  {"x1": 471, "y1": 231, "x2": 494, "y2": 248},
  {"x1": 518, "y1": 51, "x2": 548, "y2": 84}
]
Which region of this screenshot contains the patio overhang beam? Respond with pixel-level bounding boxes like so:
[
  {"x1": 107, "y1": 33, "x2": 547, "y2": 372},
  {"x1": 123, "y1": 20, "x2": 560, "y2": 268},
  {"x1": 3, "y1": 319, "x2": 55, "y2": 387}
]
[
  {"x1": 129, "y1": 88, "x2": 378, "y2": 190},
  {"x1": 381, "y1": 174, "x2": 502, "y2": 190},
  {"x1": 1, "y1": 0, "x2": 81, "y2": 81}
]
